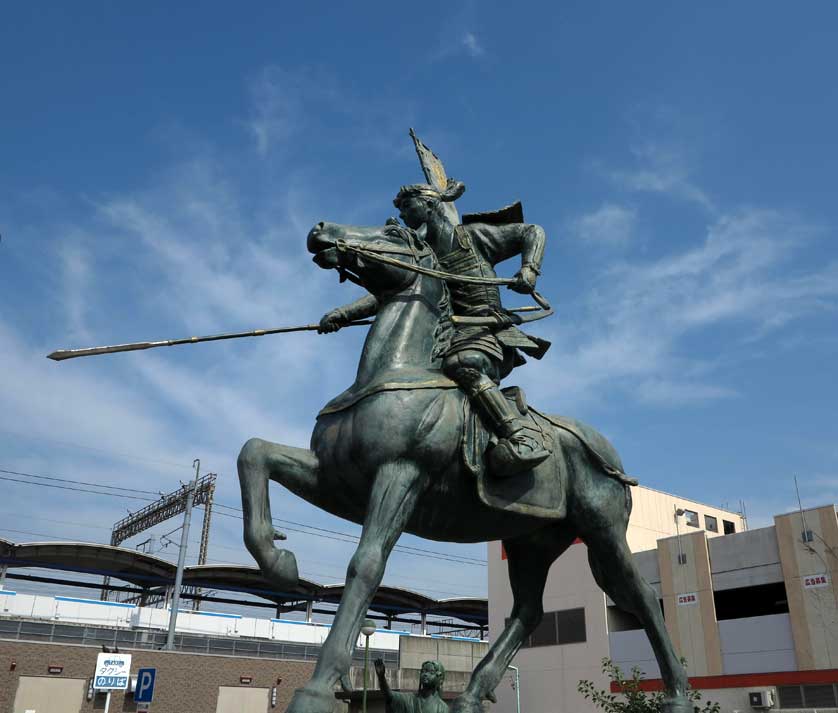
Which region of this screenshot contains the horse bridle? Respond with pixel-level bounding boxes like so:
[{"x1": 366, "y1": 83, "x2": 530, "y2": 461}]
[{"x1": 331, "y1": 236, "x2": 554, "y2": 326}]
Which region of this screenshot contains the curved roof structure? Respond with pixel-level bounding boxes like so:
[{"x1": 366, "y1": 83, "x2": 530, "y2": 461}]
[
  {"x1": 0, "y1": 539, "x2": 487, "y2": 624},
  {"x1": 9, "y1": 541, "x2": 175, "y2": 587},
  {"x1": 182, "y1": 564, "x2": 320, "y2": 604},
  {"x1": 0, "y1": 537, "x2": 13, "y2": 558}
]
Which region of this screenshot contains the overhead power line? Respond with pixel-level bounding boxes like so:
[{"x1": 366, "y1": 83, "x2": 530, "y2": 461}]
[
  {"x1": 0, "y1": 468, "x2": 160, "y2": 495},
  {"x1": 0, "y1": 465, "x2": 487, "y2": 566}
]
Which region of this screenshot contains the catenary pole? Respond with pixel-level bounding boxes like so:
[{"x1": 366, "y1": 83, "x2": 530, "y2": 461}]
[{"x1": 165, "y1": 459, "x2": 200, "y2": 650}]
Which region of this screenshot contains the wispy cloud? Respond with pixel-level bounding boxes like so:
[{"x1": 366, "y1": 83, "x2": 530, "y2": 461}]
[
  {"x1": 520, "y1": 206, "x2": 835, "y2": 409},
  {"x1": 243, "y1": 65, "x2": 413, "y2": 160},
  {"x1": 603, "y1": 139, "x2": 716, "y2": 213},
  {"x1": 462, "y1": 32, "x2": 485, "y2": 58},
  {"x1": 245, "y1": 66, "x2": 318, "y2": 155},
  {"x1": 569, "y1": 203, "x2": 636, "y2": 247}
]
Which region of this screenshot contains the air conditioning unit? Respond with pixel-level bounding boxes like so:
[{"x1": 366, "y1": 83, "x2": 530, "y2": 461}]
[{"x1": 748, "y1": 689, "x2": 775, "y2": 709}]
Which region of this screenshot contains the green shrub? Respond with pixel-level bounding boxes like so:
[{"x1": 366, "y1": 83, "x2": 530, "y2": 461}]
[{"x1": 578, "y1": 658, "x2": 720, "y2": 713}]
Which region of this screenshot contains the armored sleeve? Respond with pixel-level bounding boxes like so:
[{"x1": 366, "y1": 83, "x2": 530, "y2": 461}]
[
  {"x1": 463, "y1": 223, "x2": 546, "y2": 273},
  {"x1": 336, "y1": 294, "x2": 379, "y2": 321}
]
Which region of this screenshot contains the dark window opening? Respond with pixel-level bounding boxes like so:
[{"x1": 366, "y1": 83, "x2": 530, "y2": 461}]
[
  {"x1": 804, "y1": 684, "x2": 836, "y2": 708},
  {"x1": 508, "y1": 607, "x2": 587, "y2": 648},
  {"x1": 683, "y1": 510, "x2": 699, "y2": 528},
  {"x1": 713, "y1": 582, "x2": 789, "y2": 620},
  {"x1": 557, "y1": 608, "x2": 586, "y2": 644},
  {"x1": 778, "y1": 685, "x2": 803, "y2": 708},
  {"x1": 802, "y1": 529, "x2": 814, "y2": 543},
  {"x1": 607, "y1": 606, "x2": 642, "y2": 632},
  {"x1": 723, "y1": 519, "x2": 736, "y2": 535},
  {"x1": 530, "y1": 612, "x2": 557, "y2": 647},
  {"x1": 704, "y1": 515, "x2": 718, "y2": 533}
]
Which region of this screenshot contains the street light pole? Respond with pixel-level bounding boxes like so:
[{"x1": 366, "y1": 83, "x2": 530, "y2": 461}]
[
  {"x1": 674, "y1": 506, "x2": 685, "y2": 566},
  {"x1": 361, "y1": 619, "x2": 376, "y2": 713},
  {"x1": 508, "y1": 665, "x2": 520, "y2": 713}
]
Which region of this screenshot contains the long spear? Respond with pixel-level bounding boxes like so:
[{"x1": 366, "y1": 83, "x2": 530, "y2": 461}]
[{"x1": 46, "y1": 321, "x2": 374, "y2": 362}]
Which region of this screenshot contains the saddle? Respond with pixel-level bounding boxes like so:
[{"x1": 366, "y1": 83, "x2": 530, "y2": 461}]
[
  {"x1": 462, "y1": 387, "x2": 638, "y2": 520},
  {"x1": 463, "y1": 386, "x2": 568, "y2": 520}
]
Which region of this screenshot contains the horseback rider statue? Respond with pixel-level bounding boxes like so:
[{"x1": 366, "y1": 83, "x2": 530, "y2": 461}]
[{"x1": 319, "y1": 134, "x2": 552, "y2": 478}]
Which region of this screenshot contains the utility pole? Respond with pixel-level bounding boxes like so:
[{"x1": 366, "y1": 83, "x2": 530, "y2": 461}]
[{"x1": 165, "y1": 459, "x2": 200, "y2": 650}]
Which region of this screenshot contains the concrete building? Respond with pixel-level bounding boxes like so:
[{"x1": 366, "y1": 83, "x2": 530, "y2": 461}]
[{"x1": 488, "y1": 486, "x2": 747, "y2": 713}]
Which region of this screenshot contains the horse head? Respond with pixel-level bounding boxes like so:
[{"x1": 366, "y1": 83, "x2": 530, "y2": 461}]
[
  {"x1": 308, "y1": 219, "x2": 453, "y2": 368},
  {"x1": 307, "y1": 220, "x2": 427, "y2": 296}
]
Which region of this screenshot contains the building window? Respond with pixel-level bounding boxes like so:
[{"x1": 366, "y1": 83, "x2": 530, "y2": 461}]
[
  {"x1": 723, "y1": 519, "x2": 736, "y2": 534},
  {"x1": 713, "y1": 581, "x2": 789, "y2": 620},
  {"x1": 512, "y1": 608, "x2": 587, "y2": 648},
  {"x1": 778, "y1": 686, "x2": 803, "y2": 708},
  {"x1": 529, "y1": 612, "x2": 557, "y2": 647},
  {"x1": 802, "y1": 529, "x2": 814, "y2": 543},
  {"x1": 704, "y1": 515, "x2": 718, "y2": 533},
  {"x1": 556, "y1": 608, "x2": 586, "y2": 644},
  {"x1": 779, "y1": 684, "x2": 838, "y2": 709},
  {"x1": 804, "y1": 685, "x2": 837, "y2": 708},
  {"x1": 683, "y1": 509, "x2": 699, "y2": 528}
]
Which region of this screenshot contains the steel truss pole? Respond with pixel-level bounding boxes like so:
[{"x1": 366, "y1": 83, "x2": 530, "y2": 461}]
[{"x1": 165, "y1": 459, "x2": 199, "y2": 650}]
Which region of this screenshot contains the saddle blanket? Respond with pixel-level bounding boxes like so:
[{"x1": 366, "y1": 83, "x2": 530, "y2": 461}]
[{"x1": 463, "y1": 387, "x2": 568, "y2": 520}]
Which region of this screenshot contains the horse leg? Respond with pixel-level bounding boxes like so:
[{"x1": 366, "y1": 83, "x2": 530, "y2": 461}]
[
  {"x1": 237, "y1": 437, "x2": 320, "y2": 591},
  {"x1": 452, "y1": 526, "x2": 577, "y2": 713},
  {"x1": 583, "y1": 521, "x2": 691, "y2": 713},
  {"x1": 287, "y1": 458, "x2": 424, "y2": 713}
]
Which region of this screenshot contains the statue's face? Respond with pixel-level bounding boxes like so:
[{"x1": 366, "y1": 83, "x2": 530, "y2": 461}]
[
  {"x1": 397, "y1": 196, "x2": 429, "y2": 230},
  {"x1": 419, "y1": 662, "x2": 441, "y2": 691}
]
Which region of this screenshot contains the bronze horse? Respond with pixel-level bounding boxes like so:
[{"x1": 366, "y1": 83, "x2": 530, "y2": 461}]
[{"x1": 237, "y1": 220, "x2": 691, "y2": 713}]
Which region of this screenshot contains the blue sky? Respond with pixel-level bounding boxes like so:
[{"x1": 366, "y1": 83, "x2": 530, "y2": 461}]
[{"x1": 1, "y1": 2, "x2": 837, "y2": 608}]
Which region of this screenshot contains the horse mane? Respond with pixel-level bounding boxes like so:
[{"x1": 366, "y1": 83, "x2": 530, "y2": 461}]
[{"x1": 382, "y1": 223, "x2": 454, "y2": 362}]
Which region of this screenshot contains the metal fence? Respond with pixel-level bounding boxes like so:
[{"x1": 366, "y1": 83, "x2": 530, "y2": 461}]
[{"x1": 0, "y1": 618, "x2": 399, "y2": 666}]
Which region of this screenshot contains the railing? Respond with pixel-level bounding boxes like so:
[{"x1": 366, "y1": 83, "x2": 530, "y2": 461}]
[{"x1": 0, "y1": 618, "x2": 399, "y2": 666}]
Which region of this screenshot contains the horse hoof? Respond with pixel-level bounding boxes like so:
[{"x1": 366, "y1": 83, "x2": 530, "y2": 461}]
[
  {"x1": 286, "y1": 685, "x2": 335, "y2": 713},
  {"x1": 662, "y1": 697, "x2": 693, "y2": 713},
  {"x1": 264, "y1": 548, "x2": 299, "y2": 591}
]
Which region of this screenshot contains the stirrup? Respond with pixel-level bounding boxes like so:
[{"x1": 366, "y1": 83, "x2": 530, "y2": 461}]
[{"x1": 488, "y1": 433, "x2": 550, "y2": 478}]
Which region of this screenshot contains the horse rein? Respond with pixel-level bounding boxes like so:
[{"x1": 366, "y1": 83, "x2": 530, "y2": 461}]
[{"x1": 333, "y1": 238, "x2": 554, "y2": 326}]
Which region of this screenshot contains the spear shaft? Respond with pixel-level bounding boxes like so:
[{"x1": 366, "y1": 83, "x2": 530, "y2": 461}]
[{"x1": 46, "y1": 320, "x2": 374, "y2": 362}]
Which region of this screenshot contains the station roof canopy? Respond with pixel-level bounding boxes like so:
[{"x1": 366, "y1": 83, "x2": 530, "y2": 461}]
[
  {"x1": 182, "y1": 564, "x2": 320, "y2": 604},
  {"x1": 7, "y1": 541, "x2": 176, "y2": 587},
  {"x1": 0, "y1": 539, "x2": 487, "y2": 624}
]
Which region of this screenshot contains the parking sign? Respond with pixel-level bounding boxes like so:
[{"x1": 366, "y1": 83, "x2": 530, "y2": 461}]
[
  {"x1": 134, "y1": 668, "x2": 157, "y2": 703},
  {"x1": 94, "y1": 653, "x2": 132, "y2": 690}
]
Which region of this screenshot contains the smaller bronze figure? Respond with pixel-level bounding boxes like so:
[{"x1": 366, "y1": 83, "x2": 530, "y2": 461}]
[{"x1": 375, "y1": 658, "x2": 449, "y2": 713}]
